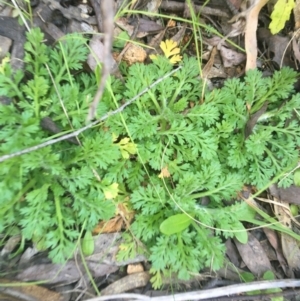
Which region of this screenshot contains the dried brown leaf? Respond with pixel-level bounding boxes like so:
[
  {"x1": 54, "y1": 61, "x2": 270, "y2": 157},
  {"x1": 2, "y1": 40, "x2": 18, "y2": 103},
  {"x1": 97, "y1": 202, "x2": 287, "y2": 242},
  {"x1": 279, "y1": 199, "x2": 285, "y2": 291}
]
[{"x1": 234, "y1": 232, "x2": 272, "y2": 277}]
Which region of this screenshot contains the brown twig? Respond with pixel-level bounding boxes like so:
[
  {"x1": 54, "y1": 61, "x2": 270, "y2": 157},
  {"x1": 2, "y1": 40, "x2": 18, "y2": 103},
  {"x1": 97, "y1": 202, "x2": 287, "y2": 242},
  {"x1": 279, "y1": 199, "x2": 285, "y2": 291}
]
[
  {"x1": 87, "y1": 0, "x2": 114, "y2": 121},
  {"x1": 244, "y1": 0, "x2": 268, "y2": 71},
  {"x1": 83, "y1": 279, "x2": 300, "y2": 301},
  {"x1": 160, "y1": 0, "x2": 230, "y2": 18}
]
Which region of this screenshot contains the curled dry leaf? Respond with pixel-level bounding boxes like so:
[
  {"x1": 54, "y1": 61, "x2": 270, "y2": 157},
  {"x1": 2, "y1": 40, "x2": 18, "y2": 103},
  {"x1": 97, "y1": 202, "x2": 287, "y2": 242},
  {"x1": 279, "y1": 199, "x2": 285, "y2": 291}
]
[
  {"x1": 158, "y1": 165, "x2": 171, "y2": 178},
  {"x1": 93, "y1": 216, "x2": 124, "y2": 234},
  {"x1": 123, "y1": 43, "x2": 147, "y2": 65},
  {"x1": 93, "y1": 202, "x2": 135, "y2": 234},
  {"x1": 204, "y1": 37, "x2": 246, "y2": 68}
]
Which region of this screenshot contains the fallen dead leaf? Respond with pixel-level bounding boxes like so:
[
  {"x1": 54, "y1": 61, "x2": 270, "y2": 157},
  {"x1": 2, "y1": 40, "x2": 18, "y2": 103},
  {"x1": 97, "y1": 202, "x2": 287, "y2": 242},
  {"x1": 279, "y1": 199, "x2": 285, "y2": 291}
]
[
  {"x1": 219, "y1": 45, "x2": 246, "y2": 68},
  {"x1": 225, "y1": 239, "x2": 240, "y2": 267},
  {"x1": 234, "y1": 232, "x2": 273, "y2": 277},
  {"x1": 117, "y1": 202, "x2": 135, "y2": 224},
  {"x1": 204, "y1": 37, "x2": 246, "y2": 68},
  {"x1": 257, "y1": 28, "x2": 293, "y2": 68},
  {"x1": 261, "y1": 223, "x2": 288, "y2": 272},
  {"x1": 202, "y1": 46, "x2": 217, "y2": 79},
  {"x1": 93, "y1": 202, "x2": 134, "y2": 234},
  {"x1": 93, "y1": 216, "x2": 124, "y2": 234},
  {"x1": 16, "y1": 234, "x2": 144, "y2": 284},
  {"x1": 16, "y1": 261, "x2": 83, "y2": 284},
  {"x1": 259, "y1": 239, "x2": 277, "y2": 261},
  {"x1": 269, "y1": 184, "x2": 300, "y2": 206},
  {"x1": 273, "y1": 197, "x2": 300, "y2": 271},
  {"x1": 87, "y1": 35, "x2": 118, "y2": 74},
  {"x1": 281, "y1": 234, "x2": 300, "y2": 271}
]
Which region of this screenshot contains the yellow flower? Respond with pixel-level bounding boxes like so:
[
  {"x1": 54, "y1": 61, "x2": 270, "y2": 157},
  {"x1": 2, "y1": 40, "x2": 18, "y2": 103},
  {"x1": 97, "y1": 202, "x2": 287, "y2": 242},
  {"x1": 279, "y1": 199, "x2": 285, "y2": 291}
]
[{"x1": 150, "y1": 39, "x2": 182, "y2": 64}]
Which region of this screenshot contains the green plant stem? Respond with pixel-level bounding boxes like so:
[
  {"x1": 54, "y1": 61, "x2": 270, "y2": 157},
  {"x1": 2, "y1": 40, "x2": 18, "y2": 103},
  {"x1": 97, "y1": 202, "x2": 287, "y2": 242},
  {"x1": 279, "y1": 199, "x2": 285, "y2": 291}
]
[
  {"x1": 260, "y1": 149, "x2": 280, "y2": 171},
  {"x1": 58, "y1": 42, "x2": 73, "y2": 86},
  {"x1": 268, "y1": 140, "x2": 295, "y2": 161},
  {"x1": 251, "y1": 87, "x2": 280, "y2": 113},
  {"x1": 169, "y1": 82, "x2": 185, "y2": 107},
  {"x1": 160, "y1": 118, "x2": 168, "y2": 133},
  {"x1": 33, "y1": 77, "x2": 40, "y2": 118},
  {"x1": 242, "y1": 214, "x2": 300, "y2": 241},
  {"x1": 262, "y1": 125, "x2": 300, "y2": 137},
  {"x1": 148, "y1": 89, "x2": 161, "y2": 113},
  {"x1": 177, "y1": 232, "x2": 183, "y2": 250},
  {"x1": 54, "y1": 190, "x2": 65, "y2": 244},
  {"x1": 231, "y1": 110, "x2": 248, "y2": 123},
  {"x1": 190, "y1": 182, "x2": 239, "y2": 199},
  {"x1": 186, "y1": 0, "x2": 203, "y2": 77},
  {"x1": 7, "y1": 78, "x2": 24, "y2": 101},
  {"x1": 79, "y1": 221, "x2": 101, "y2": 296}
]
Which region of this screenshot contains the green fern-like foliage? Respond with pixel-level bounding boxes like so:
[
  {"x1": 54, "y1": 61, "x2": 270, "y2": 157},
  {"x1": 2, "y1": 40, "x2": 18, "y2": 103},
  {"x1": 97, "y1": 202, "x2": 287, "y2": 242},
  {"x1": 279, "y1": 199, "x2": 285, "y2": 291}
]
[
  {"x1": 112, "y1": 57, "x2": 300, "y2": 281},
  {"x1": 0, "y1": 29, "x2": 119, "y2": 262},
  {"x1": 1, "y1": 28, "x2": 300, "y2": 282}
]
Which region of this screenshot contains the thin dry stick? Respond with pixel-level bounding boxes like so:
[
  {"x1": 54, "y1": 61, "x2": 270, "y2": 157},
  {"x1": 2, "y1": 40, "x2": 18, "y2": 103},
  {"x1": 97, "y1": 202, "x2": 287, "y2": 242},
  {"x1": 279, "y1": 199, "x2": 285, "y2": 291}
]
[
  {"x1": 83, "y1": 279, "x2": 300, "y2": 301},
  {"x1": 88, "y1": 0, "x2": 114, "y2": 121},
  {"x1": 244, "y1": 0, "x2": 268, "y2": 71},
  {"x1": 0, "y1": 67, "x2": 181, "y2": 163}
]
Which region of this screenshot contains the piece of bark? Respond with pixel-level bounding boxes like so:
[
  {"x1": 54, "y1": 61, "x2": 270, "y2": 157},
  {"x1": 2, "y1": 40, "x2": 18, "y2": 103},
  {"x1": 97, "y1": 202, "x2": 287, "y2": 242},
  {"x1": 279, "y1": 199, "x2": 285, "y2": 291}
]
[
  {"x1": 160, "y1": 1, "x2": 230, "y2": 18},
  {"x1": 101, "y1": 272, "x2": 150, "y2": 295},
  {"x1": 245, "y1": 102, "x2": 268, "y2": 139},
  {"x1": 88, "y1": 0, "x2": 114, "y2": 120}
]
